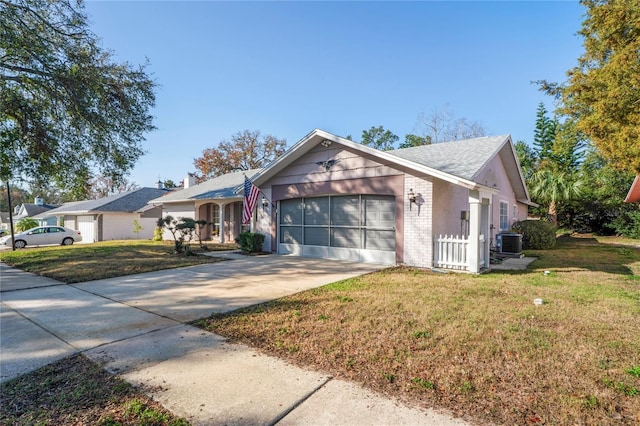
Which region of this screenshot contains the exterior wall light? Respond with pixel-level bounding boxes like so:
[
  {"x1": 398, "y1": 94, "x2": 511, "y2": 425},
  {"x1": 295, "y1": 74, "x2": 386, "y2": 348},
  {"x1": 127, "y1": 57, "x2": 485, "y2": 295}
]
[
  {"x1": 320, "y1": 139, "x2": 333, "y2": 147},
  {"x1": 408, "y1": 188, "x2": 416, "y2": 210},
  {"x1": 262, "y1": 196, "x2": 269, "y2": 210}
]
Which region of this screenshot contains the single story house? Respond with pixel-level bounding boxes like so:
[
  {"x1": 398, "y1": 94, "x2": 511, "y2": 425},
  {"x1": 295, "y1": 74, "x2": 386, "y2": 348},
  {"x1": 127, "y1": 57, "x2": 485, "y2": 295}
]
[
  {"x1": 35, "y1": 187, "x2": 169, "y2": 243},
  {"x1": 152, "y1": 129, "x2": 534, "y2": 273},
  {"x1": 150, "y1": 170, "x2": 261, "y2": 244},
  {"x1": 13, "y1": 197, "x2": 59, "y2": 226}
]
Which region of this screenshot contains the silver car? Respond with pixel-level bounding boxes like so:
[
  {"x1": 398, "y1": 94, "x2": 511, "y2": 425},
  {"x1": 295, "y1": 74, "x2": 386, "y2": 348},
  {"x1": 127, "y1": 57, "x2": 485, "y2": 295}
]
[{"x1": 0, "y1": 226, "x2": 82, "y2": 249}]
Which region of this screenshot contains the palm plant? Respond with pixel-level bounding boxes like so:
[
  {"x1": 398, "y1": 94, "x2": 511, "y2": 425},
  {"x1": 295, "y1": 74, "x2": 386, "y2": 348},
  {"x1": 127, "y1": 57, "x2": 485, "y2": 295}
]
[{"x1": 529, "y1": 169, "x2": 583, "y2": 223}]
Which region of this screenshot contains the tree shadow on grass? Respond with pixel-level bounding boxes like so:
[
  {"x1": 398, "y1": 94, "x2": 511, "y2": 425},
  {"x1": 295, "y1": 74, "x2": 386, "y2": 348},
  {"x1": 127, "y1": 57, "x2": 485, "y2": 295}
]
[{"x1": 514, "y1": 234, "x2": 639, "y2": 276}]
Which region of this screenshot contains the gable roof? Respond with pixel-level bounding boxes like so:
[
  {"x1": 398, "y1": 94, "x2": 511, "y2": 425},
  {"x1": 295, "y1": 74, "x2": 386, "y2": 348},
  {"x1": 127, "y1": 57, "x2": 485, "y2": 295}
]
[
  {"x1": 625, "y1": 175, "x2": 640, "y2": 203},
  {"x1": 37, "y1": 188, "x2": 170, "y2": 217},
  {"x1": 252, "y1": 129, "x2": 531, "y2": 204},
  {"x1": 389, "y1": 135, "x2": 532, "y2": 205},
  {"x1": 150, "y1": 169, "x2": 263, "y2": 204},
  {"x1": 16, "y1": 203, "x2": 59, "y2": 218},
  {"x1": 388, "y1": 135, "x2": 509, "y2": 181}
]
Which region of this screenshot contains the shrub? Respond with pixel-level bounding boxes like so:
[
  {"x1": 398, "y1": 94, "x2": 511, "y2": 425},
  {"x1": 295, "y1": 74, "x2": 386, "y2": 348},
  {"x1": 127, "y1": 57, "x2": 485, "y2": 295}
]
[
  {"x1": 153, "y1": 226, "x2": 163, "y2": 241},
  {"x1": 235, "y1": 232, "x2": 265, "y2": 253},
  {"x1": 16, "y1": 217, "x2": 39, "y2": 232},
  {"x1": 611, "y1": 209, "x2": 640, "y2": 239},
  {"x1": 511, "y1": 220, "x2": 557, "y2": 250}
]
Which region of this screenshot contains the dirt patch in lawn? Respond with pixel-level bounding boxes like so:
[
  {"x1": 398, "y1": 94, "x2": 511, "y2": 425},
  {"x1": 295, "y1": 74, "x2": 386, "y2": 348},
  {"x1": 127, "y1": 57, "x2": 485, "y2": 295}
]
[{"x1": 0, "y1": 354, "x2": 189, "y2": 425}]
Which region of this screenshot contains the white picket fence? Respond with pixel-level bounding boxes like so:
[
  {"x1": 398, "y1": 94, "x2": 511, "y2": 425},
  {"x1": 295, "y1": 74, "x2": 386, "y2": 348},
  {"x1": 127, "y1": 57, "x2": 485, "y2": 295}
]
[
  {"x1": 434, "y1": 234, "x2": 469, "y2": 270},
  {"x1": 434, "y1": 234, "x2": 485, "y2": 271}
]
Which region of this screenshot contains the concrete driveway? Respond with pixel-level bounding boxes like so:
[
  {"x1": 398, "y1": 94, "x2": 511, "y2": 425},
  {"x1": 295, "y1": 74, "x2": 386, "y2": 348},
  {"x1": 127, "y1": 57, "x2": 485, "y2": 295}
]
[
  {"x1": 0, "y1": 254, "x2": 382, "y2": 381},
  {"x1": 0, "y1": 255, "x2": 469, "y2": 425}
]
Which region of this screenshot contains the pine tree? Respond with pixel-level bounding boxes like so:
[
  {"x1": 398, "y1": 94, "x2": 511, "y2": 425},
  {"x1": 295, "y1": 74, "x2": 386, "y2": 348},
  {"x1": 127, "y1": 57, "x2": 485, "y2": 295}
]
[{"x1": 533, "y1": 103, "x2": 557, "y2": 164}]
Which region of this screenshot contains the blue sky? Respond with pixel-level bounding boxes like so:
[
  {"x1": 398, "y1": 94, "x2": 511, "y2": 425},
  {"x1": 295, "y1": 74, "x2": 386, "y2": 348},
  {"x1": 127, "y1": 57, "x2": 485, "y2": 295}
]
[{"x1": 85, "y1": 1, "x2": 586, "y2": 187}]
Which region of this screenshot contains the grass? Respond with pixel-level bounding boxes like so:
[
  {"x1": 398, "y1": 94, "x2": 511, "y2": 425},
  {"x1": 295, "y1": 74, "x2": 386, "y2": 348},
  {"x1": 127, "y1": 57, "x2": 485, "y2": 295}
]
[
  {"x1": 0, "y1": 354, "x2": 189, "y2": 425},
  {"x1": 0, "y1": 240, "x2": 234, "y2": 283},
  {"x1": 196, "y1": 235, "x2": 640, "y2": 425}
]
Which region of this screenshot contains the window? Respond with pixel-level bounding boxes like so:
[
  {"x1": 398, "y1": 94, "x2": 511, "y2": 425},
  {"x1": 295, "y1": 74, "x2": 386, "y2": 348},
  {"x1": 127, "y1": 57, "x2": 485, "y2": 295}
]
[
  {"x1": 499, "y1": 201, "x2": 509, "y2": 231},
  {"x1": 211, "y1": 205, "x2": 220, "y2": 236},
  {"x1": 512, "y1": 204, "x2": 517, "y2": 224}
]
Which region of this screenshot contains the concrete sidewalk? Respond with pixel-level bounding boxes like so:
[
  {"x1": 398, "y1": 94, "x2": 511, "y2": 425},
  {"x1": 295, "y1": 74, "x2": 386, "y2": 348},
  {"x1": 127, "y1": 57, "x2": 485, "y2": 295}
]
[{"x1": 1, "y1": 257, "x2": 469, "y2": 425}]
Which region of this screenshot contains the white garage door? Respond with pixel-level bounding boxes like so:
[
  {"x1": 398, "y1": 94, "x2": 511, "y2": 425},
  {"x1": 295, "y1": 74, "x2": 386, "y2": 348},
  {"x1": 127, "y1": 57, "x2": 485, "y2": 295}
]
[
  {"x1": 279, "y1": 195, "x2": 396, "y2": 264},
  {"x1": 77, "y1": 215, "x2": 95, "y2": 243}
]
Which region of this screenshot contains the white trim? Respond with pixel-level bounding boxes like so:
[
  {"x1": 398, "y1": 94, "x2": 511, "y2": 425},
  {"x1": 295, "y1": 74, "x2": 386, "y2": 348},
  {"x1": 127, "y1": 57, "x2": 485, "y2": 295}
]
[
  {"x1": 499, "y1": 201, "x2": 509, "y2": 231},
  {"x1": 252, "y1": 129, "x2": 499, "y2": 193}
]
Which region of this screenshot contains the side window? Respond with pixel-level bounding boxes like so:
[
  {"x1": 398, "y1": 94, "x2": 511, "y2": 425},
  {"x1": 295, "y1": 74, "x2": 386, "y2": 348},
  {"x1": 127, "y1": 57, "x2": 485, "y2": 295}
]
[
  {"x1": 513, "y1": 204, "x2": 518, "y2": 224},
  {"x1": 499, "y1": 201, "x2": 509, "y2": 231}
]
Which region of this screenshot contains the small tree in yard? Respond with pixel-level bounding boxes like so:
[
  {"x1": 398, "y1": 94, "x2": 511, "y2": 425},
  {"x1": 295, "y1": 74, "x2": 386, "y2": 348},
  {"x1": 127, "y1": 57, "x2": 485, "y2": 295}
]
[
  {"x1": 157, "y1": 215, "x2": 183, "y2": 253},
  {"x1": 192, "y1": 219, "x2": 209, "y2": 249},
  {"x1": 132, "y1": 219, "x2": 143, "y2": 237}
]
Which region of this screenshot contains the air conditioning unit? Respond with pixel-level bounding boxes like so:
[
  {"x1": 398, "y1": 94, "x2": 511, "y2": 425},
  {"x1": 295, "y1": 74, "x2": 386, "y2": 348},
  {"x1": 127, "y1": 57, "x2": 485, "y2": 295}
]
[{"x1": 496, "y1": 233, "x2": 522, "y2": 254}]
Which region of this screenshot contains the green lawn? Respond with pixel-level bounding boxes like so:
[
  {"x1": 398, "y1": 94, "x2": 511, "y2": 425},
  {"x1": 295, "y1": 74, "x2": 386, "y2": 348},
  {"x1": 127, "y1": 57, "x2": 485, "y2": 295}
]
[
  {"x1": 1, "y1": 235, "x2": 638, "y2": 424},
  {"x1": 0, "y1": 240, "x2": 234, "y2": 283},
  {"x1": 197, "y1": 235, "x2": 640, "y2": 425}
]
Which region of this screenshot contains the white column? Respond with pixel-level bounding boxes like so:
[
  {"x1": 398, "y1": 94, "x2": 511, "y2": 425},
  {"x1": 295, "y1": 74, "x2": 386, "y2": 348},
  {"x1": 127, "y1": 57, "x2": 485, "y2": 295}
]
[
  {"x1": 219, "y1": 202, "x2": 226, "y2": 243},
  {"x1": 468, "y1": 190, "x2": 481, "y2": 273},
  {"x1": 481, "y1": 200, "x2": 491, "y2": 269}
]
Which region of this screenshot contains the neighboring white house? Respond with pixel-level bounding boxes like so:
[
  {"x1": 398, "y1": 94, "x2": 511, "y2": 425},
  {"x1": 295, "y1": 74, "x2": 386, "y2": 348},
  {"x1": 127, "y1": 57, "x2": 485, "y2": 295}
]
[
  {"x1": 35, "y1": 188, "x2": 169, "y2": 243},
  {"x1": 13, "y1": 196, "x2": 59, "y2": 226},
  {"x1": 151, "y1": 129, "x2": 534, "y2": 273}
]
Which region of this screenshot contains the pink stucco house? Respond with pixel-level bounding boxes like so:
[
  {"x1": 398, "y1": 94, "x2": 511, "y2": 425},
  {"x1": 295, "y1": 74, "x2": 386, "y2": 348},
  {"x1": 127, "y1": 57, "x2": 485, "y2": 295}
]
[{"x1": 152, "y1": 129, "x2": 533, "y2": 273}]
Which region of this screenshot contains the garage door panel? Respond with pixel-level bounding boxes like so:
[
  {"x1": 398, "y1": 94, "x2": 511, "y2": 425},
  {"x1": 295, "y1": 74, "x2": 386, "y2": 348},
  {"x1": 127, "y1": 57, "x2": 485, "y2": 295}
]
[
  {"x1": 364, "y1": 229, "x2": 395, "y2": 251},
  {"x1": 280, "y1": 226, "x2": 302, "y2": 244},
  {"x1": 331, "y1": 228, "x2": 360, "y2": 248},
  {"x1": 304, "y1": 227, "x2": 329, "y2": 246},
  {"x1": 278, "y1": 195, "x2": 396, "y2": 265}
]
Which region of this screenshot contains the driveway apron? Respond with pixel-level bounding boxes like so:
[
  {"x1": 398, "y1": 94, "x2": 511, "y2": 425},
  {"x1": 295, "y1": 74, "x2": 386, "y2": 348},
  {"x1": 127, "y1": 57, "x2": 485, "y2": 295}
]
[
  {"x1": 0, "y1": 255, "x2": 381, "y2": 382},
  {"x1": 1, "y1": 256, "x2": 468, "y2": 425}
]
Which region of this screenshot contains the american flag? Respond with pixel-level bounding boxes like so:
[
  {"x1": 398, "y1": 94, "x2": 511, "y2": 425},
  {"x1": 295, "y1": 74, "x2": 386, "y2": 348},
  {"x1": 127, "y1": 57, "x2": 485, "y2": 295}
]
[{"x1": 242, "y1": 175, "x2": 260, "y2": 225}]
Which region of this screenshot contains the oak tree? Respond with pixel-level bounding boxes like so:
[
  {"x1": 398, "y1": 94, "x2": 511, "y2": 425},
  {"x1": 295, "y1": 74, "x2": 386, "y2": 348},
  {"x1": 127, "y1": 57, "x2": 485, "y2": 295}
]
[
  {"x1": 1, "y1": 0, "x2": 156, "y2": 195},
  {"x1": 194, "y1": 130, "x2": 287, "y2": 180},
  {"x1": 360, "y1": 126, "x2": 399, "y2": 151}
]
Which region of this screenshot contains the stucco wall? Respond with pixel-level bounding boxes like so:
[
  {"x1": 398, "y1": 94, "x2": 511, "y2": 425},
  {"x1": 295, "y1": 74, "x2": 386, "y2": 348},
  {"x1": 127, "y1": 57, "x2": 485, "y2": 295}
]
[
  {"x1": 432, "y1": 180, "x2": 470, "y2": 237},
  {"x1": 256, "y1": 188, "x2": 273, "y2": 251},
  {"x1": 267, "y1": 144, "x2": 403, "y2": 186},
  {"x1": 161, "y1": 202, "x2": 196, "y2": 241},
  {"x1": 102, "y1": 213, "x2": 156, "y2": 240},
  {"x1": 475, "y1": 156, "x2": 528, "y2": 241}
]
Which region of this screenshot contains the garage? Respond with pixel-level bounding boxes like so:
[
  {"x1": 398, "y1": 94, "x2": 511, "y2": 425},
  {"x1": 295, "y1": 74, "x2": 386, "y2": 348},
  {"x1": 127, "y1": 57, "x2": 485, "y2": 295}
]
[
  {"x1": 77, "y1": 215, "x2": 95, "y2": 243},
  {"x1": 278, "y1": 195, "x2": 396, "y2": 264}
]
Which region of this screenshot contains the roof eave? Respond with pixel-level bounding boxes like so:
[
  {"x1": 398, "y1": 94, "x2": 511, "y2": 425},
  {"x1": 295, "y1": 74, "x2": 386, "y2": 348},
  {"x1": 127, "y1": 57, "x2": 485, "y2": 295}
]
[{"x1": 252, "y1": 129, "x2": 492, "y2": 190}]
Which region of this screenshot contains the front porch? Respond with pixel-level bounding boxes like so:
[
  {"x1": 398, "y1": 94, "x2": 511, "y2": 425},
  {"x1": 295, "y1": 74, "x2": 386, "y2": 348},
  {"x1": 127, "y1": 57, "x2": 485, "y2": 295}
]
[
  {"x1": 432, "y1": 189, "x2": 492, "y2": 273},
  {"x1": 196, "y1": 200, "x2": 248, "y2": 244}
]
